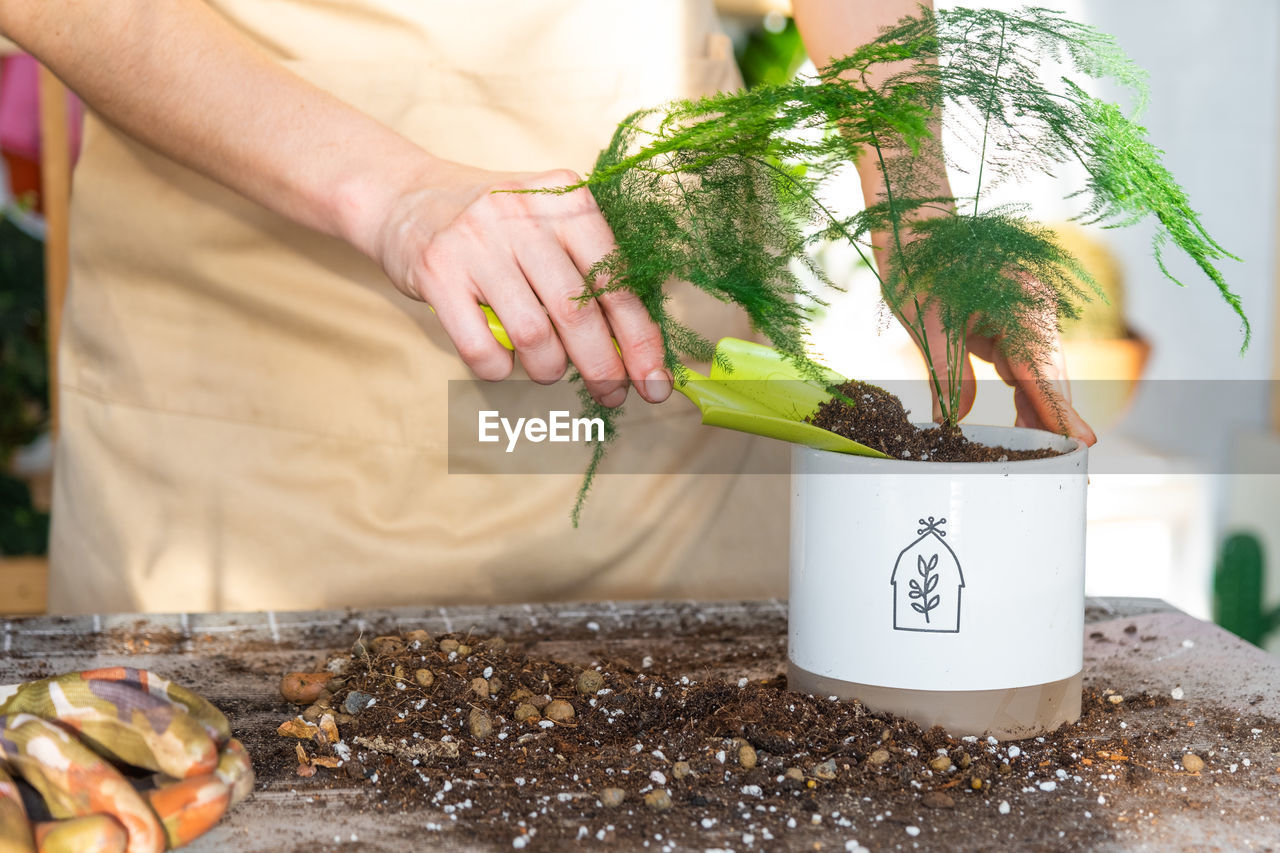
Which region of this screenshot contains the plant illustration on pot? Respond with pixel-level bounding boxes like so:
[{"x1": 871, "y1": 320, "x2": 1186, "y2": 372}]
[{"x1": 891, "y1": 517, "x2": 964, "y2": 634}]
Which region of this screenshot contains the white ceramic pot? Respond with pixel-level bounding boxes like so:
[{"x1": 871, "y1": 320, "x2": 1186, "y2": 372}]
[{"x1": 788, "y1": 425, "x2": 1088, "y2": 739}]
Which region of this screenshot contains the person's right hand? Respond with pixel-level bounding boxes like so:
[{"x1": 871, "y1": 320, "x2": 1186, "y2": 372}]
[{"x1": 370, "y1": 164, "x2": 672, "y2": 409}]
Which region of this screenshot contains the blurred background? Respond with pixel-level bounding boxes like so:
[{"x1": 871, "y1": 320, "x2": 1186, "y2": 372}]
[{"x1": 3, "y1": 1, "x2": 1279, "y2": 654}]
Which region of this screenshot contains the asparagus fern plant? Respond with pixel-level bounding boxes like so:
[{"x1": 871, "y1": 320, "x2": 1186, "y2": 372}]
[{"x1": 556, "y1": 5, "x2": 1247, "y2": 523}]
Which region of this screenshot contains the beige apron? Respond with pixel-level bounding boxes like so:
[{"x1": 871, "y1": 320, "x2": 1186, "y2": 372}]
[{"x1": 49, "y1": 0, "x2": 789, "y2": 613}]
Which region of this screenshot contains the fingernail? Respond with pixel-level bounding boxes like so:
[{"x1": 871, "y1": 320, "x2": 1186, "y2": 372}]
[
  {"x1": 644, "y1": 369, "x2": 673, "y2": 403},
  {"x1": 601, "y1": 387, "x2": 628, "y2": 408}
]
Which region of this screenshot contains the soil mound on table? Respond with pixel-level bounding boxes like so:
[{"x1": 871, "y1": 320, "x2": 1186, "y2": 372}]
[
  {"x1": 272, "y1": 630, "x2": 1200, "y2": 851},
  {"x1": 808, "y1": 380, "x2": 1063, "y2": 462}
]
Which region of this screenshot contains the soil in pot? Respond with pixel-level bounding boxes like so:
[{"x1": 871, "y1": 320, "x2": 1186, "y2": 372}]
[{"x1": 807, "y1": 380, "x2": 1064, "y2": 462}]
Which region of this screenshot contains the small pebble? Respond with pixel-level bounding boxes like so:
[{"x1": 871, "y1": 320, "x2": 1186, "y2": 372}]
[
  {"x1": 929, "y1": 755, "x2": 953, "y2": 773},
  {"x1": 468, "y1": 709, "x2": 494, "y2": 739},
  {"x1": 438, "y1": 638, "x2": 460, "y2": 654},
  {"x1": 325, "y1": 656, "x2": 351, "y2": 675},
  {"x1": 414, "y1": 668, "x2": 434, "y2": 688},
  {"x1": 868, "y1": 749, "x2": 890, "y2": 766},
  {"x1": 1182, "y1": 753, "x2": 1205, "y2": 773},
  {"x1": 514, "y1": 703, "x2": 540, "y2": 723},
  {"x1": 998, "y1": 801, "x2": 1011, "y2": 815},
  {"x1": 643, "y1": 789, "x2": 673, "y2": 811},
  {"x1": 369, "y1": 635, "x2": 404, "y2": 656},
  {"x1": 1108, "y1": 694, "x2": 1125, "y2": 705},
  {"x1": 600, "y1": 787, "x2": 626, "y2": 808},
  {"x1": 470, "y1": 677, "x2": 490, "y2": 699},
  {"x1": 921, "y1": 791, "x2": 954, "y2": 809},
  {"x1": 813, "y1": 759, "x2": 837, "y2": 780},
  {"x1": 509, "y1": 688, "x2": 534, "y2": 705},
  {"x1": 1171, "y1": 687, "x2": 1185, "y2": 700},
  {"x1": 457, "y1": 644, "x2": 472, "y2": 657},
  {"x1": 737, "y1": 742, "x2": 759, "y2": 770},
  {"x1": 544, "y1": 700, "x2": 575, "y2": 723},
  {"x1": 405, "y1": 629, "x2": 430, "y2": 645},
  {"x1": 486, "y1": 636, "x2": 508, "y2": 652},
  {"x1": 280, "y1": 672, "x2": 333, "y2": 705},
  {"x1": 301, "y1": 701, "x2": 331, "y2": 723},
  {"x1": 343, "y1": 691, "x2": 374, "y2": 715},
  {"x1": 784, "y1": 767, "x2": 805, "y2": 783},
  {"x1": 576, "y1": 670, "x2": 605, "y2": 696},
  {"x1": 672, "y1": 761, "x2": 693, "y2": 779}
]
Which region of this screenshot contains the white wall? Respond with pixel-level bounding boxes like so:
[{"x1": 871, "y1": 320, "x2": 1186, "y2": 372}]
[{"x1": 1082, "y1": 0, "x2": 1277, "y2": 385}]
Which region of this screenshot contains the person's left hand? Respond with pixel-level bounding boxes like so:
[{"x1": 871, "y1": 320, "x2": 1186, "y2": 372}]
[
  {"x1": 899, "y1": 296, "x2": 1097, "y2": 445},
  {"x1": 0, "y1": 668, "x2": 253, "y2": 852}
]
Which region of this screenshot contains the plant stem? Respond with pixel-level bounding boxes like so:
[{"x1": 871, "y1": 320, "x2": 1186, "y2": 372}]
[
  {"x1": 864, "y1": 120, "x2": 953, "y2": 425},
  {"x1": 749, "y1": 153, "x2": 949, "y2": 416},
  {"x1": 971, "y1": 18, "x2": 1007, "y2": 219},
  {"x1": 748, "y1": 155, "x2": 883, "y2": 286}
]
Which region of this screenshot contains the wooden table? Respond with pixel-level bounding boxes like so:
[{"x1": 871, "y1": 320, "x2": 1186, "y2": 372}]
[{"x1": 2, "y1": 598, "x2": 1279, "y2": 852}]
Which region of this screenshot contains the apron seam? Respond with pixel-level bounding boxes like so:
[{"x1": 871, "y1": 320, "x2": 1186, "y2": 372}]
[{"x1": 61, "y1": 383, "x2": 442, "y2": 452}]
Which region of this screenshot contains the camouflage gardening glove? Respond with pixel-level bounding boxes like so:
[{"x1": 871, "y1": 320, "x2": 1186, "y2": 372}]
[{"x1": 0, "y1": 668, "x2": 253, "y2": 853}]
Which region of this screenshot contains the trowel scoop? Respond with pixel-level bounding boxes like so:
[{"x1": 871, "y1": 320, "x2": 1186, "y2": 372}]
[{"x1": 473, "y1": 305, "x2": 887, "y2": 458}]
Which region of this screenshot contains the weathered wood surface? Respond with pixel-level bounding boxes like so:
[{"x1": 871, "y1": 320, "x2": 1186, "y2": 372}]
[{"x1": 2, "y1": 598, "x2": 1278, "y2": 852}]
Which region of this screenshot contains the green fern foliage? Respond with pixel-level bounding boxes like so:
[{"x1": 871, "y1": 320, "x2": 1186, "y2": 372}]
[{"x1": 555, "y1": 5, "x2": 1246, "y2": 523}]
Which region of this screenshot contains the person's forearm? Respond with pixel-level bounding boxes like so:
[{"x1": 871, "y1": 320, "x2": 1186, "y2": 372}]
[
  {"x1": 1, "y1": 1, "x2": 671, "y2": 405},
  {"x1": 0, "y1": 0, "x2": 441, "y2": 257},
  {"x1": 794, "y1": 0, "x2": 952, "y2": 272}
]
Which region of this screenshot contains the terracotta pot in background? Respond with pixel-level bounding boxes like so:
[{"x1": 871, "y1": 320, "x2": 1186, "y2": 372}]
[{"x1": 1061, "y1": 331, "x2": 1151, "y2": 430}]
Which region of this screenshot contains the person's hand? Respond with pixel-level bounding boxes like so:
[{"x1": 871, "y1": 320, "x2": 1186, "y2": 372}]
[
  {"x1": 0, "y1": 668, "x2": 253, "y2": 853},
  {"x1": 900, "y1": 297, "x2": 1098, "y2": 445},
  {"x1": 369, "y1": 163, "x2": 672, "y2": 408}
]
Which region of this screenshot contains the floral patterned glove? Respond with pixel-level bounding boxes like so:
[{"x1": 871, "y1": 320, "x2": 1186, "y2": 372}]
[{"x1": 0, "y1": 668, "x2": 253, "y2": 852}]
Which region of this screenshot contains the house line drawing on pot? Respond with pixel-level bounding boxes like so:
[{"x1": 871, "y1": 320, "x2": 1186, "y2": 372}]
[{"x1": 891, "y1": 516, "x2": 965, "y2": 633}]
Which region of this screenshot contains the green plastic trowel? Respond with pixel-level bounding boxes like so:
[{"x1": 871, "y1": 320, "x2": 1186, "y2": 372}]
[{"x1": 473, "y1": 305, "x2": 887, "y2": 458}]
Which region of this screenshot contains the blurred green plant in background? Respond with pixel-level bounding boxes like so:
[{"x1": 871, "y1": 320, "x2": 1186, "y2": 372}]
[
  {"x1": 735, "y1": 15, "x2": 807, "y2": 90},
  {"x1": 1213, "y1": 533, "x2": 1280, "y2": 649},
  {"x1": 0, "y1": 206, "x2": 50, "y2": 556}
]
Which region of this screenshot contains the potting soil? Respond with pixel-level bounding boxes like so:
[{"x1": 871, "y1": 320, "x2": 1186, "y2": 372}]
[
  {"x1": 808, "y1": 380, "x2": 1063, "y2": 462},
  {"x1": 270, "y1": 627, "x2": 1280, "y2": 851}
]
